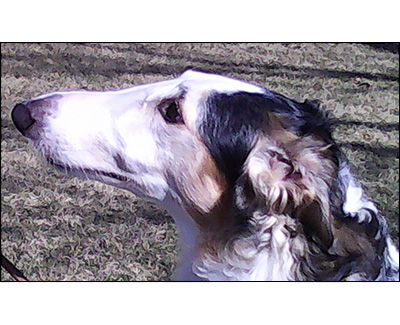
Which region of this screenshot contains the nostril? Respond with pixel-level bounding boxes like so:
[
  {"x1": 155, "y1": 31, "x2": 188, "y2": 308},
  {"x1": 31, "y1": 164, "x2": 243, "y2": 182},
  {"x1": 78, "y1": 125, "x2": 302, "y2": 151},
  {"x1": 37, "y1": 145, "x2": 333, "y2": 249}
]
[{"x1": 11, "y1": 103, "x2": 36, "y2": 136}]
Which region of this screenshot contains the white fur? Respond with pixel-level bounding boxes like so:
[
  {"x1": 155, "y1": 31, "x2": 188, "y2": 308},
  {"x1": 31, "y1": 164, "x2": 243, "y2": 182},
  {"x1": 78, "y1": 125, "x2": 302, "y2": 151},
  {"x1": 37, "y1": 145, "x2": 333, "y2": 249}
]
[{"x1": 340, "y1": 163, "x2": 378, "y2": 223}]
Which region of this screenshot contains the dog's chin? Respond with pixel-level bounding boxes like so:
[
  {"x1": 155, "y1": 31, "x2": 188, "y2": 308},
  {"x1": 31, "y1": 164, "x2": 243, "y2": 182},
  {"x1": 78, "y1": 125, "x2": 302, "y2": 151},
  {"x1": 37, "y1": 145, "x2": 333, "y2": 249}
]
[{"x1": 46, "y1": 156, "x2": 129, "y2": 183}]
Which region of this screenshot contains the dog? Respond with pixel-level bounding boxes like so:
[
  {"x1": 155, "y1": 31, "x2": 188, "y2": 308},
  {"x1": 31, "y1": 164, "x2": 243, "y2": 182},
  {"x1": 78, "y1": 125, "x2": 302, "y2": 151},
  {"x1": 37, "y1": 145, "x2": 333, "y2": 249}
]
[{"x1": 11, "y1": 70, "x2": 399, "y2": 281}]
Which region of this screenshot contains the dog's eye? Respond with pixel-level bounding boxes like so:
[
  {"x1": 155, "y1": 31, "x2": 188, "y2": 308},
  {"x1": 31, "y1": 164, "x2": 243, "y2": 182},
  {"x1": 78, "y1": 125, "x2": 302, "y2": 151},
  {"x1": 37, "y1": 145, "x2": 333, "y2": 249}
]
[{"x1": 159, "y1": 100, "x2": 184, "y2": 124}]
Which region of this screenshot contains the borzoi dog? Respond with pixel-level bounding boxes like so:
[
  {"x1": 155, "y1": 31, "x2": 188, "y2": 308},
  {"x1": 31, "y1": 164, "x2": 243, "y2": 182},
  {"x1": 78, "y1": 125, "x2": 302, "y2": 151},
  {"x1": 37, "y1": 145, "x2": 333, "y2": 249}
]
[{"x1": 11, "y1": 70, "x2": 399, "y2": 281}]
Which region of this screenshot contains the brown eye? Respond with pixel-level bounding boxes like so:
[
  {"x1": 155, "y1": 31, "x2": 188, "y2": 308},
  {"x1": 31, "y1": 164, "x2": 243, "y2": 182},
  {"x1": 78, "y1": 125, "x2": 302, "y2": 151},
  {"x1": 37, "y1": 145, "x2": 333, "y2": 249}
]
[{"x1": 159, "y1": 100, "x2": 184, "y2": 124}]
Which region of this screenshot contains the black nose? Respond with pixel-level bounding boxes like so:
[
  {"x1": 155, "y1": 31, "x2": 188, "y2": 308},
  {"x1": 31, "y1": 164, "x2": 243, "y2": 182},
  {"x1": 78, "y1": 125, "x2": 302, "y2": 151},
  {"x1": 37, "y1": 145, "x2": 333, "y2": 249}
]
[{"x1": 11, "y1": 103, "x2": 37, "y2": 138}]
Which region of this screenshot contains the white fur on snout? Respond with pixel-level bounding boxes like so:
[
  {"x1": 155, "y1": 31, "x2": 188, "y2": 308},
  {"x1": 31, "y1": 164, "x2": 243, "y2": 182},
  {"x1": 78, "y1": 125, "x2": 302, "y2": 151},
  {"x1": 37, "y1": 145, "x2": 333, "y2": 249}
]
[
  {"x1": 115, "y1": 110, "x2": 160, "y2": 169},
  {"x1": 48, "y1": 95, "x2": 119, "y2": 167}
]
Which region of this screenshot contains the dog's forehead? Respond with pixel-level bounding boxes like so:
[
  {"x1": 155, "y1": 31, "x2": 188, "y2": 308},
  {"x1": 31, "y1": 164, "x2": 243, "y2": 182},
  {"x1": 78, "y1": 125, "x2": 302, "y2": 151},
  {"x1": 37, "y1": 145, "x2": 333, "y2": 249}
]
[{"x1": 131, "y1": 70, "x2": 265, "y2": 103}]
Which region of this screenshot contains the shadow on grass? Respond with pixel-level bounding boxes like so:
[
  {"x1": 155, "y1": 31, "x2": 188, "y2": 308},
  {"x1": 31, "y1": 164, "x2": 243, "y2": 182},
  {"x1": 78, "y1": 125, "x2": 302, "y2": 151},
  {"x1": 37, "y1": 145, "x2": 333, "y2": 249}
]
[
  {"x1": 363, "y1": 43, "x2": 399, "y2": 54},
  {"x1": 339, "y1": 142, "x2": 398, "y2": 159},
  {"x1": 332, "y1": 119, "x2": 399, "y2": 132}
]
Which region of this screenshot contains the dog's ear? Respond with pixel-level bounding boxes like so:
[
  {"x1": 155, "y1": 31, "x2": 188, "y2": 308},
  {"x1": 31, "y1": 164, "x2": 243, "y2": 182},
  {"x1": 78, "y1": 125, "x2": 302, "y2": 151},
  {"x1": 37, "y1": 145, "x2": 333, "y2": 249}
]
[
  {"x1": 242, "y1": 138, "x2": 337, "y2": 249},
  {"x1": 244, "y1": 144, "x2": 300, "y2": 214},
  {"x1": 200, "y1": 91, "x2": 338, "y2": 247}
]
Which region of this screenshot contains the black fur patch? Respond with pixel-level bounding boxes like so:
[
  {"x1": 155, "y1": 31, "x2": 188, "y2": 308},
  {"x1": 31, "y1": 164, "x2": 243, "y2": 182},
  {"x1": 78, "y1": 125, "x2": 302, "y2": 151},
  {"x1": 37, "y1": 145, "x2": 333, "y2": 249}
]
[{"x1": 201, "y1": 92, "x2": 265, "y2": 184}]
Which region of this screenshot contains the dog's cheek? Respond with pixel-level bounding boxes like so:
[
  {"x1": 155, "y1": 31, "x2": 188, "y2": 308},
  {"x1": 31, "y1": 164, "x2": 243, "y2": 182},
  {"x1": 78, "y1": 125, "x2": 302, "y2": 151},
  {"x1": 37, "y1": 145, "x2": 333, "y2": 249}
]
[{"x1": 180, "y1": 152, "x2": 226, "y2": 215}]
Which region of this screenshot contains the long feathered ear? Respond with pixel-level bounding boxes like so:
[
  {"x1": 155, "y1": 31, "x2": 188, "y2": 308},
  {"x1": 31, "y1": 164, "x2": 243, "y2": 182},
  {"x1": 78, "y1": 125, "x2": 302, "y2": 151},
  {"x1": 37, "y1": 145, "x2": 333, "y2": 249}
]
[
  {"x1": 200, "y1": 91, "x2": 339, "y2": 247},
  {"x1": 242, "y1": 135, "x2": 338, "y2": 249}
]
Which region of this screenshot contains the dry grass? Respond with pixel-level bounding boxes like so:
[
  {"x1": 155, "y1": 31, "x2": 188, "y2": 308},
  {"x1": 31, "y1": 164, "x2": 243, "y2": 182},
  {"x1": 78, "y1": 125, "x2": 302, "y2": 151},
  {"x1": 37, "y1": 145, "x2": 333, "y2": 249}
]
[{"x1": 1, "y1": 43, "x2": 398, "y2": 281}]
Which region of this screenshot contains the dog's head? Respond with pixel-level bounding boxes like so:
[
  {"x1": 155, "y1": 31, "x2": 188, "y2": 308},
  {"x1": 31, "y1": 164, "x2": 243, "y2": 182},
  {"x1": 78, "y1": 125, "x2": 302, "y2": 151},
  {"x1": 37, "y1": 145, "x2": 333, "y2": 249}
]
[{"x1": 12, "y1": 70, "x2": 340, "y2": 244}]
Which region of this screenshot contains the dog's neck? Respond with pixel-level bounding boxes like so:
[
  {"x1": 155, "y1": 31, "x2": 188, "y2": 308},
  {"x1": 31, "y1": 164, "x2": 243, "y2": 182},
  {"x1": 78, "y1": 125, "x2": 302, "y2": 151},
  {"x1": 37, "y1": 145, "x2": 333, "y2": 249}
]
[
  {"x1": 161, "y1": 192, "x2": 205, "y2": 281},
  {"x1": 161, "y1": 192, "x2": 305, "y2": 281}
]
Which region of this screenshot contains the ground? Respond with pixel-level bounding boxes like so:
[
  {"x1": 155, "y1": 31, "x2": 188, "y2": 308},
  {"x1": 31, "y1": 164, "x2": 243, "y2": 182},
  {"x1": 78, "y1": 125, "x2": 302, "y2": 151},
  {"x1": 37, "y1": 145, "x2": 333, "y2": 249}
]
[{"x1": 1, "y1": 43, "x2": 398, "y2": 281}]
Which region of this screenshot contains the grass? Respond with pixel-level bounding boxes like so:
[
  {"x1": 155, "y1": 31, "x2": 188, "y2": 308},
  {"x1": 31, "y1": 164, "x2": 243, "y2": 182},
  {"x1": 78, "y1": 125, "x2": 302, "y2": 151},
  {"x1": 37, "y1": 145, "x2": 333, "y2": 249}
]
[{"x1": 1, "y1": 43, "x2": 398, "y2": 281}]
